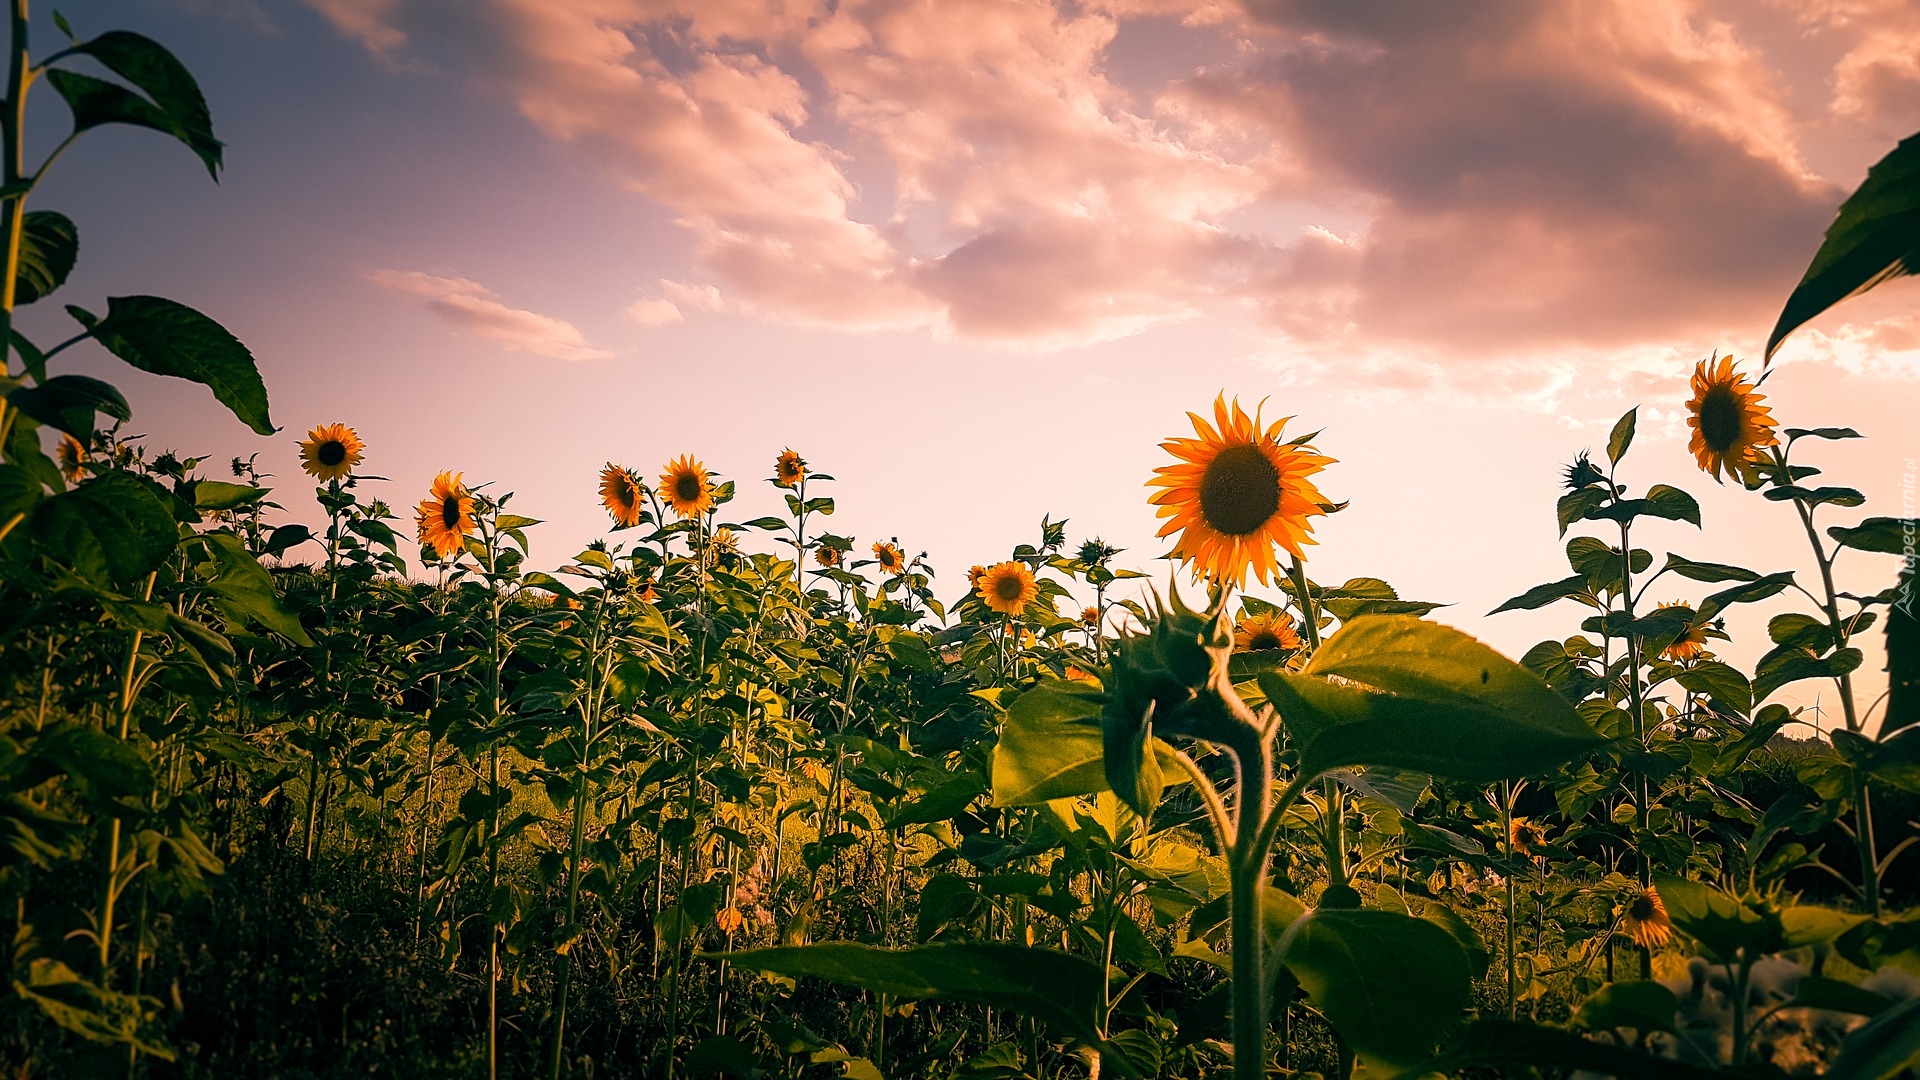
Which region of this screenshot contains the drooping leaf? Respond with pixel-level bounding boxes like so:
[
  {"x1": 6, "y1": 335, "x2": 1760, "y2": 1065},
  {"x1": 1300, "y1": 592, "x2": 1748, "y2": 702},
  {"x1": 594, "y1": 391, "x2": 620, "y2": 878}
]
[
  {"x1": 45, "y1": 28, "x2": 222, "y2": 180},
  {"x1": 1660, "y1": 553, "x2": 1761, "y2": 584},
  {"x1": 68, "y1": 296, "x2": 272, "y2": 434},
  {"x1": 1829, "y1": 517, "x2": 1919, "y2": 555},
  {"x1": 183, "y1": 479, "x2": 266, "y2": 512},
  {"x1": 1571, "y1": 980, "x2": 1677, "y2": 1035},
  {"x1": 1274, "y1": 909, "x2": 1470, "y2": 1070},
  {"x1": 1261, "y1": 616, "x2": 1602, "y2": 784},
  {"x1": 14, "y1": 211, "x2": 78, "y2": 304},
  {"x1": 716, "y1": 943, "x2": 1109, "y2": 1052},
  {"x1": 1767, "y1": 130, "x2": 1920, "y2": 361},
  {"x1": 1489, "y1": 575, "x2": 1588, "y2": 615},
  {"x1": 1675, "y1": 661, "x2": 1752, "y2": 716},
  {"x1": 1652, "y1": 874, "x2": 1781, "y2": 963},
  {"x1": 5, "y1": 374, "x2": 129, "y2": 440},
  {"x1": 198, "y1": 530, "x2": 313, "y2": 644},
  {"x1": 31, "y1": 472, "x2": 179, "y2": 587},
  {"x1": 992, "y1": 680, "x2": 1181, "y2": 808}
]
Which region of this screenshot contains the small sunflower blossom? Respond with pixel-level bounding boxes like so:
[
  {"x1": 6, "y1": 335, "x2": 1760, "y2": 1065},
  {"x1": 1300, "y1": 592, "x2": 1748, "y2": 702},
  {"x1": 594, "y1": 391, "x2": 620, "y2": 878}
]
[
  {"x1": 1656, "y1": 602, "x2": 1710, "y2": 662},
  {"x1": 299, "y1": 423, "x2": 365, "y2": 482},
  {"x1": 1149, "y1": 394, "x2": 1334, "y2": 588},
  {"x1": 815, "y1": 544, "x2": 842, "y2": 568},
  {"x1": 1686, "y1": 353, "x2": 1778, "y2": 485},
  {"x1": 1620, "y1": 885, "x2": 1673, "y2": 949},
  {"x1": 56, "y1": 434, "x2": 88, "y2": 484},
  {"x1": 1080, "y1": 606, "x2": 1101, "y2": 629},
  {"x1": 599, "y1": 464, "x2": 646, "y2": 528},
  {"x1": 977, "y1": 561, "x2": 1038, "y2": 617},
  {"x1": 872, "y1": 541, "x2": 906, "y2": 576},
  {"x1": 774, "y1": 449, "x2": 807, "y2": 488},
  {"x1": 415, "y1": 471, "x2": 476, "y2": 559},
  {"x1": 1509, "y1": 817, "x2": 1549, "y2": 857},
  {"x1": 660, "y1": 455, "x2": 715, "y2": 519},
  {"x1": 1233, "y1": 611, "x2": 1301, "y2": 653}
]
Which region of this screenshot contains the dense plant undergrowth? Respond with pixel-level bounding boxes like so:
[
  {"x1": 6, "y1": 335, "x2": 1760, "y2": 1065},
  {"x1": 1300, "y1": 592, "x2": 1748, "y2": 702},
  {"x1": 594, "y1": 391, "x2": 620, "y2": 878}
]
[{"x1": 2, "y1": 8, "x2": 1919, "y2": 1080}]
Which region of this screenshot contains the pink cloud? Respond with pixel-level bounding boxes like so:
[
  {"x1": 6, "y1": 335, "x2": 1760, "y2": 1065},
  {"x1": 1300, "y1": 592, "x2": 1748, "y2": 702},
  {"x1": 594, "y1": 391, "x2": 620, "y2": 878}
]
[
  {"x1": 313, "y1": 0, "x2": 1899, "y2": 376},
  {"x1": 369, "y1": 269, "x2": 615, "y2": 361}
]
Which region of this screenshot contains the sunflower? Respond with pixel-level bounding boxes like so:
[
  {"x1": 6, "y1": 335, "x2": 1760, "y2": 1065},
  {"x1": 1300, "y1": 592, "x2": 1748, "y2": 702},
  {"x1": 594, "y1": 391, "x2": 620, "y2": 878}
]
[
  {"x1": 599, "y1": 464, "x2": 646, "y2": 528},
  {"x1": 1149, "y1": 395, "x2": 1334, "y2": 587},
  {"x1": 705, "y1": 526, "x2": 742, "y2": 569},
  {"x1": 1080, "y1": 606, "x2": 1101, "y2": 629},
  {"x1": 415, "y1": 471, "x2": 475, "y2": 559},
  {"x1": 1657, "y1": 602, "x2": 1710, "y2": 662},
  {"x1": 967, "y1": 564, "x2": 988, "y2": 589},
  {"x1": 56, "y1": 434, "x2": 88, "y2": 484},
  {"x1": 1620, "y1": 885, "x2": 1673, "y2": 949},
  {"x1": 774, "y1": 449, "x2": 807, "y2": 488},
  {"x1": 1509, "y1": 817, "x2": 1549, "y2": 857},
  {"x1": 1234, "y1": 611, "x2": 1301, "y2": 653},
  {"x1": 1686, "y1": 354, "x2": 1778, "y2": 485},
  {"x1": 873, "y1": 541, "x2": 906, "y2": 576},
  {"x1": 299, "y1": 422, "x2": 365, "y2": 482},
  {"x1": 978, "y1": 560, "x2": 1038, "y2": 617},
  {"x1": 1064, "y1": 665, "x2": 1099, "y2": 683},
  {"x1": 815, "y1": 544, "x2": 842, "y2": 568},
  {"x1": 659, "y1": 455, "x2": 714, "y2": 519}
]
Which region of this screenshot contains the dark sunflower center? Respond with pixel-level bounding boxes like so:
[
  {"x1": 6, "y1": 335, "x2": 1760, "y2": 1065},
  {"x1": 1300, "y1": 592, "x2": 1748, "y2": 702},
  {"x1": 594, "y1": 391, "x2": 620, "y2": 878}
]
[
  {"x1": 1248, "y1": 629, "x2": 1282, "y2": 651},
  {"x1": 1698, "y1": 386, "x2": 1744, "y2": 452},
  {"x1": 1629, "y1": 896, "x2": 1657, "y2": 921},
  {"x1": 675, "y1": 475, "x2": 701, "y2": 502},
  {"x1": 994, "y1": 575, "x2": 1025, "y2": 601},
  {"x1": 1199, "y1": 444, "x2": 1282, "y2": 536},
  {"x1": 441, "y1": 498, "x2": 461, "y2": 529},
  {"x1": 318, "y1": 441, "x2": 347, "y2": 466}
]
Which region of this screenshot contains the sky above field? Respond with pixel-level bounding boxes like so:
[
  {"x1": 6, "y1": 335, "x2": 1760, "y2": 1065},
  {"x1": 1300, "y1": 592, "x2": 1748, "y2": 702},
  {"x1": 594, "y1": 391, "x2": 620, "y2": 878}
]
[{"x1": 34, "y1": 0, "x2": 1920, "y2": 730}]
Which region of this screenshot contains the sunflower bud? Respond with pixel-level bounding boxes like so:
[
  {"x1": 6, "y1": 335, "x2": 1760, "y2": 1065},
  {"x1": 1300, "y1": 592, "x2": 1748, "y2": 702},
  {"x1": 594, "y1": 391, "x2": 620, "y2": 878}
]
[
  {"x1": 1563, "y1": 452, "x2": 1607, "y2": 491},
  {"x1": 1100, "y1": 584, "x2": 1242, "y2": 816}
]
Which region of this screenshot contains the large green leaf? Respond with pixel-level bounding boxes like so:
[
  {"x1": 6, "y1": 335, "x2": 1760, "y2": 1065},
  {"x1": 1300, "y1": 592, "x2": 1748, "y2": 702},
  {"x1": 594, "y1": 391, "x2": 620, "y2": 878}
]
[
  {"x1": 1826, "y1": 995, "x2": 1920, "y2": 1080},
  {"x1": 1410, "y1": 1019, "x2": 1728, "y2": 1080},
  {"x1": 1652, "y1": 874, "x2": 1781, "y2": 963},
  {"x1": 198, "y1": 531, "x2": 312, "y2": 644},
  {"x1": 14, "y1": 211, "x2": 78, "y2": 304},
  {"x1": 68, "y1": 296, "x2": 271, "y2": 435},
  {"x1": 1259, "y1": 616, "x2": 1601, "y2": 784},
  {"x1": 1274, "y1": 909, "x2": 1469, "y2": 1070},
  {"x1": 1767, "y1": 131, "x2": 1920, "y2": 361},
  {"x1": 991, "y1": 682, "x2": 1180, "y2": 807},
  {"x1": 1571, "y1": 980, "x2": 1677, "y2": 1034},
  {"x1": 5, "y1": 374, "x2": 129, "y2": 441},
  {"x1": 716, "y1": 943, "x2": 1108, "y2": 1050},
  {"x1": 44, "y1": 28, "x2": 222, "y2": 180},
  {"x1": 31, "y1": 472, "x2": 179, "y2": 587}
]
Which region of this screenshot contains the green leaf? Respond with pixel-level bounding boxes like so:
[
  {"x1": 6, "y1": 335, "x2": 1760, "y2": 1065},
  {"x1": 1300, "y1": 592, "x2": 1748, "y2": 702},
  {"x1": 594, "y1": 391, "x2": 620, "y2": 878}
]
[
  {"x1": 262, "y1": 523, "x2": 311, "y2": 557},
  {"x1": 1275, "y1": 909, "x2": 1469, "y2": 1070},
  {"x1": 68, "y1": 296, "x2": 272, "y2": 434},
  {"x1": 1557, "y1": 488, "x2": 1607, "y2": 537},
  {"x1": 1754, "y1": 645, "x2": 1863, "y2": 703},
  {"x1": 14, "y1": 210, "x2": 78, "y2": 304},
  {"x1": 991, "y1": 681, "x2": 1179, "y2": 807},
  {"x1": 6, "y1": 374, "x2": 129, "y2": 440},
  {"x1": 1606, "y1": 408, "x2": 1636, "y2": 465},
  {"x1": 1417, "y1": 1018, "x2": 1729, "y2": 1079},
  {"x1": 1674, "y1": 661, "x2": 1751, "y2": 716},
  {"x1": 1697, "y1": 572, "x2": 1794, "y2": 622},
  {"x1": 198, "y1": 531, "x2": 312, "y2": 644},
  {"x1": 32, "y1": 472, "x2": 179, "y2": 587},
  {"x1": 1767, "y1": 130, "x2": 1920, "y2": 361},
  {"x1": 1766, "y1": 484, "x2": 1867, "y2": 509},
  {"x1": 1570, "y1": 980, "x2": 1677, "y2": 1034},
  {"x1": 1787, "y1": 426, "x2": 1864, "y2": 442},
  {"x1": 1643, "y1": 484, "x2": 1702, "y2": 526},
  {"x1": 1829, "y1": 517, "x2": 1919, "y2": 554},
  {"x1": 1652, "y1": 874, "x2": 1781, "y2": 963},
  {"x1": 1489, "y1": 574, "x2": 1587, "y2": 615},
  {"x1": 1260, "y1": 616, "x2": 1602, "y2": 784},
  {"x1": 1661, "y1": 553, "x2": 1761, "y2": 584},
  {"x1": 1784, "y1": 976, "x2": 1893, "y2": 1018},
  {"x1": 1826, "y1": 994, "x2": 1920, "y2": 1080},
  {"x1": 45, "y1": 28, "x2": 222, "y2": 180},
  {"x1": 183, "y1": 479, "x2": 266, "y2": 512},
  {"x1": 716, "y1": 943, "x2": 1109, "y2": 1052}
]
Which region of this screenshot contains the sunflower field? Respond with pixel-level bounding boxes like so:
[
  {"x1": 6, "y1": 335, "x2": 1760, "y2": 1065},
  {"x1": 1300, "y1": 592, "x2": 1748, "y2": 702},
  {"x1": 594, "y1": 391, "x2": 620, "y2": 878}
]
[{"x1": 4, "y1": 15, "x2": 1920, "y2": 1080}]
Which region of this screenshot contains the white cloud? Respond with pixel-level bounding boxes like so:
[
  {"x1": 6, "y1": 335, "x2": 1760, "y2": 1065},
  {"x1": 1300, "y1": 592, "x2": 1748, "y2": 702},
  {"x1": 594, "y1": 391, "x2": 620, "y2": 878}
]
[{"x1": 368, "y1": 268, "x2": 614, "y2": 361}]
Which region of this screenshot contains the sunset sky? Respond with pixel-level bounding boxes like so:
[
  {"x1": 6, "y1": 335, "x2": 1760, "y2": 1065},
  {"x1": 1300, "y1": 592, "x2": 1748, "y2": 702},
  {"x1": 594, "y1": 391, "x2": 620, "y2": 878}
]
[{"x1": 36, "y1": 0, "x2": 1920, "y2": 729}]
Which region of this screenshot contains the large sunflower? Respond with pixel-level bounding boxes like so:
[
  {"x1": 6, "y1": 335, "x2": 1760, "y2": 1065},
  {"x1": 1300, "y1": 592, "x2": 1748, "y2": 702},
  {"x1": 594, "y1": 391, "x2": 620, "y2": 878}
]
[
  {"x1": 873, "y1": 541, "x2": 906, "y2": 576},
  {"x1": 599, "y1": 464, "x2": 646, "y2": 528},
  {"x1": 1233, "y1": 611, "x2": 1301, "y2": 653},
  {"x1": 415, "y1": 471, "x2": 475, "y2": 559},
  {"x1": 977, "y1": 560, "x2": 1038, "y2": 617},
  {"x1": 774, "y1": 449, "x2": 807, "y2": 488},
  {"x1": 660, "y1": 455, "x2": 714, "y2": 519},
  {"x1": 1620, "y1": 885, "x2": 1673, "y2": 949},
  {"x1": 1149, "y1": 395, "x2": 1334, "y2": 587},
  {"x1": 299, "y1": 422, "x2": 365, "y2": 482},
  {"x1": 1686, "y1": 354, "x2": 1777, "y2": 484},
  {"x1": 1657, "y1": 602, "x2": 1710, "y2": 662}
]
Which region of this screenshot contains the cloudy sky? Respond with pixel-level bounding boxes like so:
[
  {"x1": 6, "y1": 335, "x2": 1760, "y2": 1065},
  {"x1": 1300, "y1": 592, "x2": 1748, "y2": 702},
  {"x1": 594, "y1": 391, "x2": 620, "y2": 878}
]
[{"x1": 36, "y1": 0, "x2": 1920, "y2": 728}]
